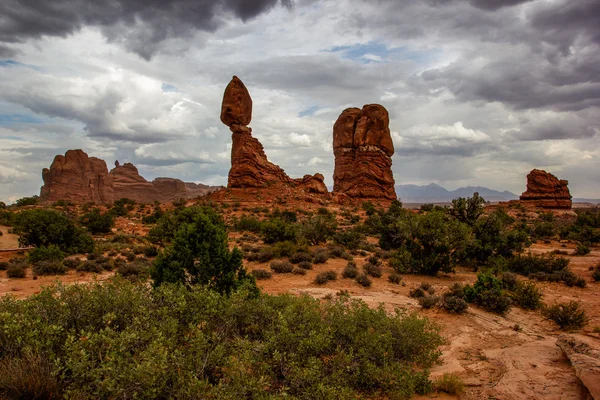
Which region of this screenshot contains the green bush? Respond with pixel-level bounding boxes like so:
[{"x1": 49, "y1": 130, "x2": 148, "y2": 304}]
[
  {"x1": 574, "y1": 243, "x2": 591, "y2": 256},
  {"x1": 333, "y1": 227, "x2": 365, "y2": 250},
  {"x1": 511, "y1": 281, "x2": 543, "y2": 310},
  {"x1": 448, "y1": 193, "x2": 485, "y2": 226},
  {"x1": 32, "y1": 261, "x2": 67, "y2": 276},
  {"x1": 262, "y1": 218, "x2": 298, "y2": 244},
  {"x1": 62, "y1": 258, "x2": 81, "y2": 269},
  {"x1": 592, "y1": 265, "x2": 600, "y2": 282},
  {"x1": 342, "y1": 264, "x2": 359, "y2": 279},
  {"x1": 13, "y1": 209, "x2": 94, "y2": 254},
  {"x1": 270, "y1": 260, "x2": 294, "y2": 273},
  {"x1": 292, "y1": 267, "x2": 307, "y2": 275},
  {"x1": 433, "y1": 373, "x2": 465, "y2": 395},
  {"x1": 418, "y1": 295, "x2": 440, "y2": 309},
  {"x1": 251, "y1": 269, "x2": 272, "y2": 280},
  {"x1": 300, "y1": 214, "x2": 337, "y2": 245},
  {"x1": 151, "y1": 206, "x2": 254, "y2": 295},
  {"x1": 298, "y1": 260, "x2": 313, "y2": 270},
  {"x1": 80, "y1": 208, "x2": 114, "y2": 234},
  {"x1": 313, "y1": 250, "x2": 329, "y2": 264},
  {"x1": 233, "y1": 214, "x2": 263, "y2": 233},
  {"x1": 15, "y1": 195, "x2": 39, "y2": 207},
  {"x1": 28, "y1": 245, "x2": 65, "y2": 264},
  {"x1": 543, "y1": 301, "x2": 589, "y2": 330},
  {"x1": 388, "y1": 273, "x2": 402, "y2": 284},
  {"x1": 0, "y1": 280, "x2": 443, "y2": 398},
  {"x1": 7, "y1": 262, "x2": 26, "y2": 278},
  {"x1": 290, "y1": 251, "x2": 313, "y2": 264},
  {"x1": 0, "y1": 261, "x2": 8, "y2": 270},
  {"x1": 77, "y1": 260, "x2": 104, "y2": 273},
  {"x1": 314, "y1": 270, "x2": 337, "y2": 285},
  {"x1": 441, "y1": 295, "x2": 468, "y2": 314},
  {"x1": 363, "y1": 262, "x2": 382, "y2": 278},
  {"x1": 0, "y1": 352, "x2": 61, "y2": 399},
  {"x1": 355, "y1": 273, "x2": 372, "y2": 287},
  {"x1": 464, "y1": 272, "x2": 512, "y2": 315},
  {"x1": 117, "y1": 260, "x2": 151, "y2": 280},
  {"x1": 409, "y1": 287, "x2": 426, "y2": 298}
]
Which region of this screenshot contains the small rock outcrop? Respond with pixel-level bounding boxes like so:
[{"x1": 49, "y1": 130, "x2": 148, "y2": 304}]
[
  {"x1": 40, "y1": 150, "x2": 221, "y2": 204},
  {"x1": 557, "y1": 335, "x2": 600, "y2": 399},
  {"x1": 520, "y1": 169, "x2": 572, "y2": 209},
  {"x1": 333, "y1": 105, "x2": 396, "y2": 200},
  {"x1": 40, "y1": 149, "x2": 115, "y2": 204},
  {"x1": 220, "y1": 76, "x2": 327, "y2": 194}
]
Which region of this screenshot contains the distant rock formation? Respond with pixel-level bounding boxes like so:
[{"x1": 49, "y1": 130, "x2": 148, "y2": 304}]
[
  {"x1": 220, "y1": 76, "x2": 327, "y2": 194},
  {"x1": 519, "y1": 169, "x2": 572, "y2": 209},
  {"x1": 333, "y1": 105, "x2": 396, "y2": 200},
  {"x1": 40, "y1": 149, "x2": 115, "y2": 204},
  {"x1": 40, "y1": 149, "x2": 222, "y2": 204}
]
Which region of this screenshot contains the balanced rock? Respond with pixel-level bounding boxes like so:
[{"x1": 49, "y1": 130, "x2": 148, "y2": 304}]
[
  {"x1": 293, "y1": 174, "x2": 328, "y2": 194},
  {"x1": 220, "y1": 76, "x2": 252, "y2": 127},
  {"x1": 333, "y1": 105, "x2": 396, "y2": 200},
  {"x1": 520, "y1": 169, "x2": 572, "y2": 209},
  {"x1": 40, "y1": 149, "x2": 115, "y2": 204}
]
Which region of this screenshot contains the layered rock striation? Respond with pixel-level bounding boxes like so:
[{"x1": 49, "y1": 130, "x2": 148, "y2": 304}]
[
  {"x1": 520, "y1": 169, "x2": 572, "y2": 209},
  {"x1": 333, "y1": 105, "x2": 396, "y2": 200},
  {"x1": 40, "y1": 150, "x2": 221, "y2": 204},
  {"x1": 220, "y1": 76, "x2": 327, "y2": 194}
]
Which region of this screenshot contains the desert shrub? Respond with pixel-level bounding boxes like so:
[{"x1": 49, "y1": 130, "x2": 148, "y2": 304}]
[
  {"x1": 384, "y1": 211, "x2": 472, "y2": 275},
  {"x1": 6, "y1": 263, "x2": 26, "y2": 278},
  {"x1": 367, "y1": 255, "x2": 381, "y2": 265},
  {"x1": 271, "y1": 241, "x2": 302, "y2": 258},
  {"x1": 251, "y1": 269, "x2": 272, "y2": 280},
  {"x1": 141, "y1": 206, "x2": 164, "y2": 224},
  {"x1": 446, "y1": 283, "x2": 465, "y2": 298},
  {"x1": 270, "y1": 208, "x2": 298, "y2": 222},
  {"x1": 441, "y1": 295, "x2": 468, "y2": 314},
  {"x1": 250, "y1": 247, "x2": 275, "y2": 263},
  {"x1": 0, "y1": 352, "x2": 62, "y2": 400},
  {"x1": 124, "y1": 252, "x2": 136, "y2": 262},
  {"x1": 434, "y1": 373, "x2": 465, "y2": 395},
  {"x1": 512, "y1": 281, "x2": 543, "y2": 310},
  {"x1": 409, "y1": 287, "x2": 425, "y2": 298},
  {"x1": 151, "y1": 206, "x2": 254, "y2": 294},
  {"x1": 355, "y1": 273, "x2": 372, "y2": 287},
  {"x1": 312, "y1": 250, "x2": 329, "y2": 264},
  {"x1": 300, "y1": 214, "x2": 338, "y2": 245},
  {"x1": 32, "y1": 260, "x2": 68, "y2": 275},
  {"x1": 342, "y1": 264, "x2": 359, "y2": 279},
  {"x1": 505, "y1": 254, "x2": 576, "y2": 286},
  {"x1": 233, "y1": 214, "x2": 263, "y2": 233},
  {"x1": 28, "y1": 245, "x2": 65, "y2": 264},
  {"x1": 500, "y1": 271, "x2": 519, "y2": 290},
  {"x1": 80, "y1": 208, "x2": 114, "y2": 234},
  {"x1": 147, "y1": 204, "x2": 221, "y2": 244},
  {"x1": 270, "y1": 260, "x2": 294, "y2": 274},
  {"x1": 62, "y1": 258, "x2": 81, "y2": 269},
  {"x1": 118, "y1": 260, "x2": 151, "y2": 280},
  {"x1": 532, "y1": 221, "x2": 555, "y2": 239},
  {"x1": 333, "y1": 227, "x2": 365, "y2": 250},
  {"x1": 298, "y1": 260, "x2": 313, "y2": 270},
  {"x1": 592, "y1": 265, "x2": 600, "y2": 282},
  {"x1": 560, "y1": 210, "x2": 600, "y2": 244},
  {"x1": 15, "y1": 195, "x2": 39, "y2": 207},
  {"x1": 388, "y1": 273, "x2": 402, "y2": 284},
  {"x1": 0, "y1": 261, "x2": 8, "y2": 270},
  {"x1": 363, "y1": 262, "x2": 382, "y2": 278},
  {"x1": 420, "y1": 282, "x2": 435, "y2": 294},
  {"x1": 292, "y1": 268, "x2": 307, "y2": 275},
  {"x1": 464, "y1": 272, "x2": 512, "y2": 315},
  {"x1": 12, "y1": 209, "x2": 94, "y2": 254},
  {"x1": 448, "y1": 193, "x2": 485, "y2": 226},
  {"x1": 77, "y1": 260, "x2": 104, "y2": 273},
  {"x1": 314, "y1": 270, "x2": 337, "y2": 285},
  {"x1": 574, "y1": 243, "x2": 591, "y2": 256},
  {"x1": 327, "y1": 245, "x2": 346, "y2": 258},
  {"x1": 142, "y1": 245, "x2": 158, "y2": 257},
  {"x1": 262, "y1": 218, "x2": 298, "y2": 244},
  {"x1": 290, "y1": 251, "x2": 312, "y2": 264},
  {"x1": 418, "y1": 295, "x2": 440, "y2": 309},
  {"x1": 0, "y1": 280, "x2": 444, "y2": 398},
  {"x1": 543, "y1": 301, "x2": 589, "y2": 330}
]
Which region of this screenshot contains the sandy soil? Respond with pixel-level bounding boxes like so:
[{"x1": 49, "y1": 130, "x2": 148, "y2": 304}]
[{"x1": 1, "y1": 221, "x2": 599, "y2": 399}]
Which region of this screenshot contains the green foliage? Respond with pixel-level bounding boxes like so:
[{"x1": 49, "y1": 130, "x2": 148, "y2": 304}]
[
  {"x1": 32, "y1": 260, "x2": 68, "y2": 276},
  {"x1": 232, "y1": 214, "x2": 263, "y2": 233},
  {"x1": 434, "y1": 373, "x2": 465, "y2": 395},
  {"x1": 592, "y1": 265, "x2": 600, "y2": 282},
  {"x1": 355, "y1": 273, "x2": 372, "y2": 287},
  {"x1": 441, "y1": 295, "x2": 468, "y2": 314},
  {"x1": 342, "y1": 263, "x2": 359, "y2": 279},
  {"x1": 0, "y1": 351, "x2": 62, "y2": 399},
  {"x1": 28, "y1": 244, "x2": 65, "y2": 264},
  {"x1": 300, "y1": 214, "x2": 338, "y2": 245},
  {"x1": 464, "y1": 272, "x2": 512, "y2": 315},
  {"x1": 385, "y1": 211, "x2": 472, "y2": 275},
  {"x1": 270, "y1": 260, "x2": 294, "y2": 273},
  {"x1": 6, "y1": 260, "x2": 26, "y2": 278},
  {"x1": 560, "y1": 210, "x2": 600, "y2": 243},
  {"x1": 363, "y1": 262, "x2": 383, "y2": 278},
  {"x1": 151, "y1": 206, "x2": 254, "y2": 295},
  {"x1": 12, "y1": 209, "x2": 94, "y2": 254},
  {"x1": 0, "y1": 280, "x2": 443, "y2": 399},
  {"x1": 148, "y1": 204, "x2": 220, "y2": 244},
  {"x1": 418, "y1": 295, "x2": 440, "y2": 309},
  {"x1": 388, "y1": 273, "x2": 402, "y2": 284},
  {"x1": 505, "y1": 254, "x2": 580, "y2": 286},
  {"x1": 290, "y1": 252, "x2": 313, "y2": 264},
  {"x1": 314, "y1": 270, "x2": 337, "y2": 285},
  {"x1": 298, "y1": 261, "x2": 313, "y2": 270},
  {"x1": 574, "y1": 243, "x2": 591, "y2": 255},
  {"x1": 141, "y1": 206, "x2": 164, "y2": 224},
  {"x1": 511, "y1": 281, "x2": 543, "y2": 310},
  {"x1": 448, "y1": 193, "x2": 485, "y2": 226},
  {"x1": 15, "y1": 195, "x2": 39, "y2": 207},
  {"x1": 0, "y1": 261, "x2": 8, "y2": 270},
  {"x1": 543, "y1": 301, "x2": 589, "y2": 330},
  {"x1": 109, "y1": 197, "x2": 136, "y2": 217},
  {"x1": 262, "y1": 217, "x2": 298, "y2": 244},
  {"x1": 80, "y1": 208, "x2": 114, "y2": 234},
  {"x1": 313, "y1": 250, "x2": 329, "y2": 264},
  {"x1": 251, "y1": 269, "x2": 272, "y2": 280},
  {"x1": 333, "y1": 227, "x2": 365, "y2": 250},
  {"x1": 0, "y1": 209, "x2": 15, "y2": 226}
]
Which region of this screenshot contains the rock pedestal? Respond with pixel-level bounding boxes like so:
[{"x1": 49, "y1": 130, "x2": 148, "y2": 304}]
[{"x1": 520, "y1": 169, "x2": 572, "y2": 209}]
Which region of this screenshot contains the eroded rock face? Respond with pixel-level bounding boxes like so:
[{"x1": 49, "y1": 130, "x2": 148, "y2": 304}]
[
  {"x1": 557, "y1": 335, "x2": 600, "y2": 399},
  {"x1": 40, "y1": 150, "x2": 222, "y2": 204},
  {"x1": 333, "y1": 105, "x2": 396, "y2": 200},
  {"x1": 221, "y1": 76, "x2": 326, "y2": 192},
  {"x1": 520, "y1": 169, "x2": 572, "y2": 209},
  {"x1": 40, "y1": 149, "x2": 115, "y2": 204}
]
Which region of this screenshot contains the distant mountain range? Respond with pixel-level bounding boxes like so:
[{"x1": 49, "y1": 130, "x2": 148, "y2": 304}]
[{"x1": 397, "y1": 183, "x2": 518, "y2": 203}]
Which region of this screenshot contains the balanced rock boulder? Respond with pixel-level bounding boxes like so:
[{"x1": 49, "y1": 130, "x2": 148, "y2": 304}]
[
  {"x1": 40, "y1": 149, "x2": 115, "y2": 204},
  {"x1": 333, "y1": 105, "x2": 396, "y2": 200},
  {"x1": 520, "y1": 169, "x2": 572, "y2": 209},
  {"x1": 220, "y1": 76, "x2": 327, "y2": 194}
]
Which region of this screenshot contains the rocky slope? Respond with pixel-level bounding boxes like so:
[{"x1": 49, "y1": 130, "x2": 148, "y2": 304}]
[
  {"x1": 40, "y1": 150, "x2": 221, "y2": 204},
  {"x1": 333, "y1": 105, "x2": 396, "y2": 200}
]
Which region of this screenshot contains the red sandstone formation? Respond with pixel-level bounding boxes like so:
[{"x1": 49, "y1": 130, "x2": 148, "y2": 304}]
[
  {"x1": 40, "y1": 149, "x2": 115, "y2": 204},
  {"x1": 332, "y1": 105, "x2": 396, "y2": 200},
  {"x1": 40, "y1": 150, "x2": 221, "y2": 204},
  {"x1": 520, "y1": 169, "x2": 572, "y2": 209},
  {"x1": 220, "y1": 76, "x2": 327, "y2": 194}
]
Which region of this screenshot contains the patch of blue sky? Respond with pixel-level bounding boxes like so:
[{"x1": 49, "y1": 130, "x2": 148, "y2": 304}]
[
  {"x1": 298, "y1": 105, "x2": 321, "y2": 118},
  {"x1": 161, "y1": 83, "x2": 179, "y2": 92},
  {"x1": 0, "y1": 114, "x2": 46, "y2": 126},
  {"x1": 0, "y1": 59, "x2": 22, "y2": 67},
  {"x1": 325, "y1": 41, "x2": 439, "y2": 65}
]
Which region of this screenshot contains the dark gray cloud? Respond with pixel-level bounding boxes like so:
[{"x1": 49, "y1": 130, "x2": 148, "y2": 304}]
[
  {"x1": 0, "y1": 43, "x2": 17, "y2": 57},
  {"x1": 0, "y1": 0, "x2": 292, "y2": 59}
]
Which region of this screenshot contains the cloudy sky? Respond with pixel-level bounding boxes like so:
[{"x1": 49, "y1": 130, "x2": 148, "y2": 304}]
[{"x1": 1, "y1": 0, "x2": 599, "y2": 203}]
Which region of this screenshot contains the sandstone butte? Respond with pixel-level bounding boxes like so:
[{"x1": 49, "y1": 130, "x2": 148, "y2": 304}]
[
  {"x1": 332, "y1": 105, "x2": 397, "y2": 200},
  {"x1": 519, "y1": 169, "x2": 572, "y2": 209},
  {"x1": 40, "y1": 149, "x2": 222, "y2": 204},
  {"x1": 220, "y1": 76, "x2": 328, "y2": 194}
]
